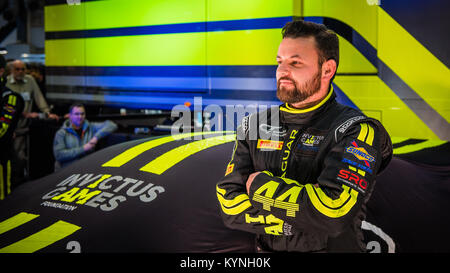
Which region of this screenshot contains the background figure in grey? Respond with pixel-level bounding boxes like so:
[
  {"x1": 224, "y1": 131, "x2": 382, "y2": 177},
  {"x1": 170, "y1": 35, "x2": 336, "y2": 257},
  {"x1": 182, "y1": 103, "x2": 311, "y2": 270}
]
[
  {"x1": 6, "y1": 59, "x2": 59, "y2": 182},
  {"x1": 53, "y1": 103, "x2": 117, "y2": 170}
]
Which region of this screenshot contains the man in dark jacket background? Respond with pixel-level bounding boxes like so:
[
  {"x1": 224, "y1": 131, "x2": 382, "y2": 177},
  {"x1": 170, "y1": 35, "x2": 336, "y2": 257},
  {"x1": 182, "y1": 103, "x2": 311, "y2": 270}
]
[
  {"x1": 53, "y1": 103, "x2": 117, "y2": 169},
  {"x1": 216, "y1": 20, "x2": 393, "y2": 252}
]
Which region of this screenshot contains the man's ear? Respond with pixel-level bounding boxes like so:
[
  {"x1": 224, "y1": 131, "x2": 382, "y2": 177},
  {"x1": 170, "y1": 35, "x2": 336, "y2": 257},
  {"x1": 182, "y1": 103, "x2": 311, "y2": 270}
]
[{"x1": 321, "y1": 59, "x2": 337, "y2": 81}]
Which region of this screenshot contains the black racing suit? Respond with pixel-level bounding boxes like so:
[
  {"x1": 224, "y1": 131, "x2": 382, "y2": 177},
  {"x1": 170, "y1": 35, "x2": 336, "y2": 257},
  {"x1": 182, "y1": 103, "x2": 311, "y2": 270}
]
[
  {"x1": 0, "y1": 83, "x2": 25, "y2": 200},
  {"x1": 216, "y1": 88, "x2": 392, "y2": 252}
]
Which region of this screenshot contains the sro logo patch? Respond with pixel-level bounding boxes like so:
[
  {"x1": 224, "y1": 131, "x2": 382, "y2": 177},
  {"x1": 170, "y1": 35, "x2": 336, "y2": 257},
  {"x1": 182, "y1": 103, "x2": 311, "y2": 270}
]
[{"x1": 337, "y1": 169, "x2": 368, "y2": 193}]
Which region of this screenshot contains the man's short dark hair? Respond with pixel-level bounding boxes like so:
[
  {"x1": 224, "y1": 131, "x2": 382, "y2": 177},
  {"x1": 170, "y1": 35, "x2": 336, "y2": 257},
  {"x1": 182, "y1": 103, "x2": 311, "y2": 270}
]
[
  {"x1": 69, "y1": 102, "x2": 85, "y2": 113},
  {"x1": 282, "y1": 20, "x2": 339, "y2": 69}
]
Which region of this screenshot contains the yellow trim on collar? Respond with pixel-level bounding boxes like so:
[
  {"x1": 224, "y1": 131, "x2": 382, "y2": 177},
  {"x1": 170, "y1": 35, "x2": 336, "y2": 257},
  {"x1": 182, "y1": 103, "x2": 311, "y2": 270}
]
[{"x1": 280, "y1": 85, "x2": 334, "y2": 114}]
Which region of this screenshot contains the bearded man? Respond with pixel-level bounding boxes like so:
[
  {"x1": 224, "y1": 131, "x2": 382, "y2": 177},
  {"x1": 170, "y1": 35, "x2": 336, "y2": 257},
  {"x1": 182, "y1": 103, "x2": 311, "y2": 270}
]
[{"x1": 216, "y1": 20, "x2": 393, "y2": 252}]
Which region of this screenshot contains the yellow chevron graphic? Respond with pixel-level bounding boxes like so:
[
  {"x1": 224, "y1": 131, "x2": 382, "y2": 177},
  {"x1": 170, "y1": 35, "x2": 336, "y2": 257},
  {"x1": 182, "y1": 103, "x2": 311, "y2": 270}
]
[
  {"x1": 140, "y1": 134, "x2": 235, "y2": 175},
  {"x1": 0, "y1": 212, "x2": 39, "y2": 235},
  {"x1": 103, "y1": 132, "x2": 236, "y2": 175},
  {"x1": 102, "y1": 131, "x2": 227, "y2": 168},
  {"x1": 0, "y1": 212, "x2": 81, "y2": 253}
]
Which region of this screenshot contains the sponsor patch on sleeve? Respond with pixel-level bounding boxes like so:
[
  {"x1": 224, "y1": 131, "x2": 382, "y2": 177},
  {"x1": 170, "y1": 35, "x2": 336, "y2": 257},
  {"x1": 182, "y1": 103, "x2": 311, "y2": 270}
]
[
  {"x1": 345, "y1": 140, "x2": 375, "y2": 168},
  {"x1": 257, "y1": 139, "x2": 283, "y2": 151},
  {"x1": 336, "y1": 168, "x2": 368, "y2": 194}
]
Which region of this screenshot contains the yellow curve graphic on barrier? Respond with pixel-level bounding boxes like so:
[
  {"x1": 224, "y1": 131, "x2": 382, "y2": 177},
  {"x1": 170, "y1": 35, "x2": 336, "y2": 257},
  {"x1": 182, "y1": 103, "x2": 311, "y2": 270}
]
[
  {"x1": 102, "y1": 131, "x2": 228, "y2": 168},
  {"x1": 103, "y1": 132, "x2": 236, "y2": 175},
  {"x1": 140, "y1": 134, "x2": 236, "y2": 175},
  {"x1": 0, "y1": 213, "x2": 80, "y2": 253},
  {"x1": 0, "y1": 212, "x2": 39, "y2": 235}
]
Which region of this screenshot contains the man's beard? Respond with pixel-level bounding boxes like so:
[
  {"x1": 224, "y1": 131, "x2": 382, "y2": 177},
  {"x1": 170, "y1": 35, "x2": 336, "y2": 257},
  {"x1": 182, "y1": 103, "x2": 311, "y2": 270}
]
[{"x1": 276, "y1": 69, "x2": 322, "y2": 104}]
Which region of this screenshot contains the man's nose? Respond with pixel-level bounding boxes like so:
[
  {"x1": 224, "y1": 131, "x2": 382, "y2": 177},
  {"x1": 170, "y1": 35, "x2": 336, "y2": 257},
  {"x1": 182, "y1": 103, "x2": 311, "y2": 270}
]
[{"x1": 277, "y1": 64, "x2": 290, "y2": 78}]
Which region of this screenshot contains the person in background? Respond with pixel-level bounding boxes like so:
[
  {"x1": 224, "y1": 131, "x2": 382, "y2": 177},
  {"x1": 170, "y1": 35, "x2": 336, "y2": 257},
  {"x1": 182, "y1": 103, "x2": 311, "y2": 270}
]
[
  {"x1": 6, "y1": 59, "x2": 59, "y2": 181},
  {"x1": 6, "y1": 60, "x2": 57, "y2": 120},
  {"x1": 53, "y1": 103, "x2": 118, "y2": 169},
  {"x1": 0, "y1": 55, "x2": 24, "y2": 200}
]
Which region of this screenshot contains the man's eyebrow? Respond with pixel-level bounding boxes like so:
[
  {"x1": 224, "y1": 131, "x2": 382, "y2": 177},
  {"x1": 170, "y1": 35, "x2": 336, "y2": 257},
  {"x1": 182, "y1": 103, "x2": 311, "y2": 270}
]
[{"x1": 276, "y1": 55, "x2": 302, "y2": 59}]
